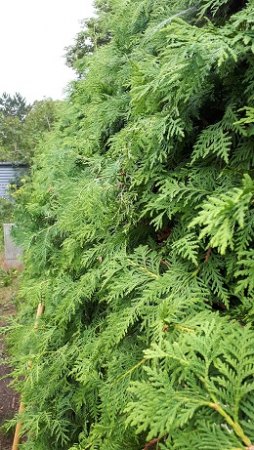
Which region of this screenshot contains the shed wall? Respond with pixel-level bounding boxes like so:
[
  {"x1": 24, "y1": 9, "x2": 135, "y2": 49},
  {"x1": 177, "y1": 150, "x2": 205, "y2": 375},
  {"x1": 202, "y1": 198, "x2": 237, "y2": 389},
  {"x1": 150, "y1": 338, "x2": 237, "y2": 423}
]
[{"x1": 0, "y1": 165, "x2": 27, "y2": 198}]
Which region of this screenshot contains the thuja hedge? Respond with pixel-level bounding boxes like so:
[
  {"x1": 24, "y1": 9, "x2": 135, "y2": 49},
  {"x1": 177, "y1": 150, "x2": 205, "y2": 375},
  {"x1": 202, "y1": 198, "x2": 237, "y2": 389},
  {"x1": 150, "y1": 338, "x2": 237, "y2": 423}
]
[{"x1": 11, "y1": 1, "x2": 254, "y2": 449}]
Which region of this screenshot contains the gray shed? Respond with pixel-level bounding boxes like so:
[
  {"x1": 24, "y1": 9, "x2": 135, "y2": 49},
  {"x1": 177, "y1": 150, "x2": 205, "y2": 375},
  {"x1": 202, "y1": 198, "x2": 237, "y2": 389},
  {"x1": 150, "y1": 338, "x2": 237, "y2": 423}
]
[{"x1": 0, "y1": 162, "x2": 28, "y2": 199}]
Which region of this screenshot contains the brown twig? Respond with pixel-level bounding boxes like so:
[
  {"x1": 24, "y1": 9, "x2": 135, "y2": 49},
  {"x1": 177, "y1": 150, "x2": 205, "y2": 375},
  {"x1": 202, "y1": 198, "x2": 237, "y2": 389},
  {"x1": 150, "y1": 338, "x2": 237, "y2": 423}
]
[
  {"x1": 205, "y1": 247, "x2": 212, "y2": 263},
  {"x1": 144, "y1": 437, "x2": 161, "y2": 450}
]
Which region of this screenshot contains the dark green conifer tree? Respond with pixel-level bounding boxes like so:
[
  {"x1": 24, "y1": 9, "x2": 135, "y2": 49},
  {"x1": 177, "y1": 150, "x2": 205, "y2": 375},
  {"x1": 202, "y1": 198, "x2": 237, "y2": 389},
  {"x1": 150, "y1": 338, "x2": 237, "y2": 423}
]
[{"x1": 11, "y1": 1, "x2": 254, "y2": 449}]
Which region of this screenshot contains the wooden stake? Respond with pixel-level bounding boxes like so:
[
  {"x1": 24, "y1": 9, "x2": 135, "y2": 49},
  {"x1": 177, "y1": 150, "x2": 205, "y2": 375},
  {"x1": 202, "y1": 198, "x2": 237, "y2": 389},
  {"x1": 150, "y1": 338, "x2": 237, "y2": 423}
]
[
  {"x1": 12, "y1": 302, "x2": 45, "y2": 450},
  {"x1": 34, "y1": 302, "x2": 45, "y2": 330},
  {"x1": 11, "y1": 402, "x2": 25, "y2": 450}
]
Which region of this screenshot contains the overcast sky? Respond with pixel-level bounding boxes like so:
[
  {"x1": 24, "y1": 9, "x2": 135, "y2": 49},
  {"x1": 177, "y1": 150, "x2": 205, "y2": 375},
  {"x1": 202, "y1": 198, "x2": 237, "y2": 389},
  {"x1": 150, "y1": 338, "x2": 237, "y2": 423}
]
[{"x1": 0, "y1": 0, "x2": 94, "y2": 104}]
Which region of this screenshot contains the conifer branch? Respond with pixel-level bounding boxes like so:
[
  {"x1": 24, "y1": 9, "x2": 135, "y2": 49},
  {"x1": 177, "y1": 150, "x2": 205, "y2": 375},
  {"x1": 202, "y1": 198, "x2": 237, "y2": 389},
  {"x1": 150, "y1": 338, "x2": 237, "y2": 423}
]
[{"x1": 209, "y1": 403, "x2": 252, "y2": 447}]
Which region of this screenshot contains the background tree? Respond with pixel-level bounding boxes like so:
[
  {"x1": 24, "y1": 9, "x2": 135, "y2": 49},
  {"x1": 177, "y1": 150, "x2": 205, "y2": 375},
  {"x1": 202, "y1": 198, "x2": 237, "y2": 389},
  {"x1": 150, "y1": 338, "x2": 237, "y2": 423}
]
[
  {"x1": 0, "y1": 92, "x2": 30, "y2": 121},
  {"x1": 22, "y1": 98, "x2": 61, "y2": 158},
  {"x1": 0, "y1": 95, "x2": 60, "y2": 162},
  {"x1": 0, "y1": 92, "x2": 30, "y2": 161},
  {"x1": 65, "y1": 2, "x2": 111, "y2": 76}
]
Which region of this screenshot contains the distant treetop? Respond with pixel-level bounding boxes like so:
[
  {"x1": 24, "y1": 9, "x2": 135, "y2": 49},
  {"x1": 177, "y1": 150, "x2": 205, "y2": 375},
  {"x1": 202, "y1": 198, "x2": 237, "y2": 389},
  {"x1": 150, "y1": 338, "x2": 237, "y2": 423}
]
[{"x1": 0, "y1": 92, "x2": 31, "y2": 121}]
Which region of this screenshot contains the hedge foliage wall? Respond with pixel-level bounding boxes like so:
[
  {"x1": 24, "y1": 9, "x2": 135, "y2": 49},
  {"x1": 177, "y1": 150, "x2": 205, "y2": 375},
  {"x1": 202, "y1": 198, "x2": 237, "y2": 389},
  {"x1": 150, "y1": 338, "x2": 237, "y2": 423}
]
[{"x1": 12, "y1": 1, "x2": 254, "y2": 449}]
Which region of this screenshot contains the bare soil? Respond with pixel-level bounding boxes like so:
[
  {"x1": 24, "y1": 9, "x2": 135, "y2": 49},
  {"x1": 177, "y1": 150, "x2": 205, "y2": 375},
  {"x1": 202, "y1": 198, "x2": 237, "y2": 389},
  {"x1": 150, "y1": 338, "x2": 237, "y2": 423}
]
[{"x1": 0, "y1": 276, "x2": 19, "y2": 450}]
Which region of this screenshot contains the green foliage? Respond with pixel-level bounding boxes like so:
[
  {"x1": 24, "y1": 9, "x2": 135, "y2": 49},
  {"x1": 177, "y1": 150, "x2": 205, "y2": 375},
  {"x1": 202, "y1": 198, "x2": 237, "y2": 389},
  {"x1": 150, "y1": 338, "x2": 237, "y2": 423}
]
[
  {"x1": 65, "y1": 10, "x2": 111, "y2": 76},
  {"x1": 127, "y1": 319, "x2": 254, "y2": 448},
  {"x1": 11, "y1": 0, "x2": 254, "y2": 449},
  {"x1": 0, "y1": 95, "x2": 60, "y2": 163},
  {"x1": 0, "y1": 267, "x2": 17, "y2": 287},
  {"x1": 0, "y1": 92, "x2": 30, "y2": 121},
  {"x1": 0, "y1": 92, "x2": 30, "y2": 162}
]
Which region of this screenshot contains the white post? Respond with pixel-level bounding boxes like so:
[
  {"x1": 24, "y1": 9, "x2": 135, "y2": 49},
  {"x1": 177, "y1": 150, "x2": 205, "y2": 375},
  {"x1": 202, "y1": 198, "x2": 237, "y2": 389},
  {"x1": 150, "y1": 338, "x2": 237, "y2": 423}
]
[{"x1": 3, "y1": 223, "x2": 22, "y2": 268}]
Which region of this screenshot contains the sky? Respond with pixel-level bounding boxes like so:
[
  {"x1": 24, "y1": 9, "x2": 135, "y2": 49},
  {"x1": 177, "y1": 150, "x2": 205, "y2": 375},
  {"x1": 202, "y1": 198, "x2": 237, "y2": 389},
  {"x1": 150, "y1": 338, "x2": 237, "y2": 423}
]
[{"x1": 0, "y1": 0, "x2": 94, "y2": 104}]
